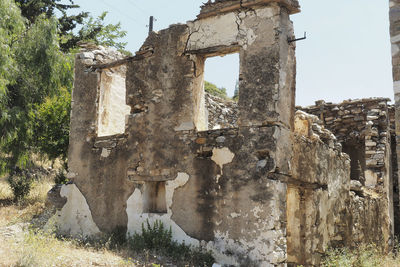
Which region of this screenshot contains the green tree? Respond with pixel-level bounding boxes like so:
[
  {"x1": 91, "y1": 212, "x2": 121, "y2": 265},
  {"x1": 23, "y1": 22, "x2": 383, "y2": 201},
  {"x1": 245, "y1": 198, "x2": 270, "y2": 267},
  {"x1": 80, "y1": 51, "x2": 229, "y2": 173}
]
[
  {"x1": 0, "y1": 13, "x2": 73, "y2": 173},
  {"x1": 68, "y1": 12, "x2": 128, "y2": 53},
  {"x1": 204, "y1": 81, "x2": 228, "y2": 99},
  {"x1": 0, "y1": 1, "x2": 128, "y2": 175},
  {"x1": 14, "y1": 0, "x2": 89, "y2": 51},
  {"x1": 31, "y1": 87, "x2": 71, "y2": 161},
  {"x1": 15, "y1": 0, "x2": 128, "y2": 53},
  {"x1": 0, "y1": 0, "x2": 25, "y2": 105}
]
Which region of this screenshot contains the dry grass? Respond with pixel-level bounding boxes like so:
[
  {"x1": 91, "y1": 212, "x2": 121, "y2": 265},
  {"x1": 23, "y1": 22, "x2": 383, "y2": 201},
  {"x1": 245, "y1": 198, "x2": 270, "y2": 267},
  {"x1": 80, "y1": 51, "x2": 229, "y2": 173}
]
[
  {"x1": 9, "y1": 230, "x2": 134, "y2": 266},
  {"x1": 0, "y1": 226, "x2": 137, "y2": 266},
  {"x1": 0, "y1": 176, "x2": 140, "y2": 267},
  {"x1": 322, "y1": 244, "x2": 400, "y2": 267},
  {"x1": 0, "y1": 176, "x2": 52, "y2": 227}
]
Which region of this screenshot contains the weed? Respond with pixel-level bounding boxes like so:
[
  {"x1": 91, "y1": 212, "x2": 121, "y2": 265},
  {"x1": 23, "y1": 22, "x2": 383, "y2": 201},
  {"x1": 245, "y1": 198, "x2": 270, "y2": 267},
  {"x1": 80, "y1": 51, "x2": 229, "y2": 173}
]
[
  {"x1": 128, "y1": 219, "x2": 215, "y2": 267},
  {"x1": 321, "y1": 244, "x2": 400, "y2": 267},
  {"x1": 15, "y1": 229, "x2": 65, "y2": 267}
]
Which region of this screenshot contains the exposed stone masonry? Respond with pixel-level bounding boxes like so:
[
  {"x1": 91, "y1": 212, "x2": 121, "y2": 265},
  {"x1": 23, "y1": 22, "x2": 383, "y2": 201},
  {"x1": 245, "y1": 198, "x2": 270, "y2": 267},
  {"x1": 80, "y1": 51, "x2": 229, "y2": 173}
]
[
  {"x1": 299, "y1": 98, "x2": 392, "y2": 188},
  {"x1": 205, "y1": 93, "x2": 238, "y2": 129}
]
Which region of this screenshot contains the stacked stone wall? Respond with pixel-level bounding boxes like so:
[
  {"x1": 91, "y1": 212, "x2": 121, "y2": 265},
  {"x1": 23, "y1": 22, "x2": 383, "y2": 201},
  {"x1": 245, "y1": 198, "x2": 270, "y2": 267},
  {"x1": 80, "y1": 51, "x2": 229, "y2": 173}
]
[
  {"x1": 299, "y1": 99, "x2": 394, "y2": 250},
  {"x1": 205, "y1": 93, "x2": 238, "y2": 130},
  {"x1": 299, "y1": 98, "x2": 391, "y2": 188}
]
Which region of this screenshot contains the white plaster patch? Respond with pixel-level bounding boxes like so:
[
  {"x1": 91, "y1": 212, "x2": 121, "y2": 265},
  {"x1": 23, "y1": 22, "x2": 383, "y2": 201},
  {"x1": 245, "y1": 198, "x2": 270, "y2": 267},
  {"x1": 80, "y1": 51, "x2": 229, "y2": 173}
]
[
  {"x1": 365, "y1": 170, "x2": 378, "y2": 188},
  {"x1": 391, "y1": 34, "x2": 400, "y2": 44},
  {"x1": 187, "y1": 12, "x2": 239, "y2": 51},
  {"x1": 395, "y1": 94, "x2": 400, "y2": 103},
  {"x1": 251, "y1": 206, "x2": 263, "y2": 219},
  {"x1": 49, "y1": 184, "x2": 100, "y2": 238},
  {"x1": 101, "y1": 148, "x2": 110, "y2": 158},
  {"x1": 208, "y1": 180, "x2": 287, "y2": 266},
  {"x1": 174, "y1": 121, "x2": 195, "y2": 131},
  {"x1": 392, "y1": 44, "x2": 400, "y2": 57},
  {"x1": 211, "y1": 147, "x2": 235, "y2": 174},
  {"x1": 187, "y1": 6, "x2": 276, "y2": 52},
  {"x1": 126, "y1": 172, "x2": 198, "y2": 246},
  {"x1": 230, "y1": 212, "x2": 241, "y2": 218},
  {"x1": 394, "y1": 81, "x2": 400, "y2": 95}
]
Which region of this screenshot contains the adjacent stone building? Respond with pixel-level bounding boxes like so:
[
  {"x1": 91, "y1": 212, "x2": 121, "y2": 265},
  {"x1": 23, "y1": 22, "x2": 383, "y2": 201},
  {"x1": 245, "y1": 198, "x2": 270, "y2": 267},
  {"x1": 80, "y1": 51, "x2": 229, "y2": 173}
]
[{"x1": 49, "y1": 0, "x2": 400, "y2": 266}]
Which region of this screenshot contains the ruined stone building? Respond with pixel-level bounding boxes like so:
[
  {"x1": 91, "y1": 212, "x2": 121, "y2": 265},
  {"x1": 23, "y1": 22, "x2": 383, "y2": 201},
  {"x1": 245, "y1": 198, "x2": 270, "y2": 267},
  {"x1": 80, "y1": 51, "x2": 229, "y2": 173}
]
[{"x1": 48, "y1": 0, "x2": 400, "y2": 266}]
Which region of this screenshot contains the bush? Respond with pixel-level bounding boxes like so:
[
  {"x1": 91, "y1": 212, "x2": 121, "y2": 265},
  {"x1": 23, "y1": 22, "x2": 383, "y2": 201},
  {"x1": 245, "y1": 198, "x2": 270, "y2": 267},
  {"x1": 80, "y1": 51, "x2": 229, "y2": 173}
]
[
  {"x1": 54, "y1": 169, "x2": 69, "y2": 185},
  {"x1": 128, "y1": 220, "x2": 214, "y2": 266},
  {"x1": 7, "y1": 168, "x2": 33, "y2": 201}
]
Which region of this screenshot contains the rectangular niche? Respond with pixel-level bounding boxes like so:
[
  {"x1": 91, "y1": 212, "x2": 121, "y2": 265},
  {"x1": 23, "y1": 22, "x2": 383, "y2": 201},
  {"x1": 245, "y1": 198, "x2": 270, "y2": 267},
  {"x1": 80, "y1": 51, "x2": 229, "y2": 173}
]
[
  {"x1": 143, "y1": 181, "x2": 167, "y2": 214},
  {"x1": 97, "y1": 66, "x2": 131, "y2": 137}
]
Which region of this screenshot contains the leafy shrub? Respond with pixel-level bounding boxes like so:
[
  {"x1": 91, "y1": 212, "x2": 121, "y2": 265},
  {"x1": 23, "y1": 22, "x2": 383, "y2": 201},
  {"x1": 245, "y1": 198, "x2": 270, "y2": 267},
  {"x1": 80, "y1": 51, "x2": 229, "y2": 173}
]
[
  {"x1": 128, "y1": 220, "x2": 214, "y2": 266},
  {"x1": 54, "y1": 169, "x2": 69, "y2": 185},
  {"x1": 32, "y1": 87, "x2": 71, "y2": 162},
  {"x1": 129, "y1": 220, "x2": 172, "y2": 251},
  {"x1": 204, "y1": 81, "x2": 229, "y2": 99},
  {"x1": 7, "y1": 168, "x2": 33, "y2": 201}
]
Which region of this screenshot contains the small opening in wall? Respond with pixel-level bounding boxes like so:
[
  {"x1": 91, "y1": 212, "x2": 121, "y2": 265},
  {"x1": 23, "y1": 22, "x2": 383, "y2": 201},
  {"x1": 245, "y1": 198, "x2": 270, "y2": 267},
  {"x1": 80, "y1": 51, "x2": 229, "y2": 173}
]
[
  {"x1": 342, "y1": 140, "x2": 366, "y2": 184},
  {"x1": 97, "y1": 66, "x2": 131, "y2": 137},
  {"x1": 202, "y1": 53, "x2": 240, "y2": 130},
  {"x1": 143, "y1": 181, "x2": 167, "y2": 214}
]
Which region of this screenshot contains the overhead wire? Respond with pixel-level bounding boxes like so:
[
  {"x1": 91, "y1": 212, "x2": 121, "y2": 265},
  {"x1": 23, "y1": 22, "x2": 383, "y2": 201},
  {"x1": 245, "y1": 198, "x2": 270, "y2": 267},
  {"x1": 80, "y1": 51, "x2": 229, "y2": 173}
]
[
  {"x1": 125, "y1": 0, "x2": 151, "y2": 17},
  {"x1": 97, "y1": 0, "x2": 145, "y2": 27}
]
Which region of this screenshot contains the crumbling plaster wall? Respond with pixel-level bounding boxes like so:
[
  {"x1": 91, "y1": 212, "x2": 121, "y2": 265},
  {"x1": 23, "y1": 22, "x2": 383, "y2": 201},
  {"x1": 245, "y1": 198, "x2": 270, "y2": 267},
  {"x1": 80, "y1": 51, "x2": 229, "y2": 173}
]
[
  {"x1": 54, "y1": 0, "x2": 395, "y2": 266},
  {"x1": 62, "y1": 1, "x2": 299, "y2": 266}
]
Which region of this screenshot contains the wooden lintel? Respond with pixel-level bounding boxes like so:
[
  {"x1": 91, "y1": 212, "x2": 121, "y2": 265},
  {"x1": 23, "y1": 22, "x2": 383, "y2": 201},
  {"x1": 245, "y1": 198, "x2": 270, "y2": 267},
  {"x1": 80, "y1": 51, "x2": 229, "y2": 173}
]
[
  {"x1": 90, "y1": 50, "x2": 153, "y2": 70},
  {"x1": 185, "y1": 45, "x2": 240, "y2": 57}
]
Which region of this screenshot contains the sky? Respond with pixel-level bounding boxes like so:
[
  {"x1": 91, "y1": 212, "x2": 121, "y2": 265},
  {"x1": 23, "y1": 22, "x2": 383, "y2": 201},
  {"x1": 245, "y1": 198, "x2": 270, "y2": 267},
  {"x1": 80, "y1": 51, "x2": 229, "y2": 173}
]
[{"x1": 71, "y1": 0, "x2": 393, "y2": 106}]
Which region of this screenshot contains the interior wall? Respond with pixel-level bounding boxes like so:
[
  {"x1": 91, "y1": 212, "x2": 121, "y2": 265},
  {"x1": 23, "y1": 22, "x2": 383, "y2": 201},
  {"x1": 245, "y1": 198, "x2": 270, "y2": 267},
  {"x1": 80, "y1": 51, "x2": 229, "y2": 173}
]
[{"x1": 97, "y1": 67, "x2": 131, "y2": 137}]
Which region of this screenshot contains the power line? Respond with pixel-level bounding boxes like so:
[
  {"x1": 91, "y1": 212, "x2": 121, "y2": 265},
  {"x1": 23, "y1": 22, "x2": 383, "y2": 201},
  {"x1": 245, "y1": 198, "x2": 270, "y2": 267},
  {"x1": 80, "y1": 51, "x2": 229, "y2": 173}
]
[
  {"x1": 98, "y1": 0, "x2": 145, "y2": 27},
  {"x1": 125, "y1": 0, "x2": 151, "y2": 17}
]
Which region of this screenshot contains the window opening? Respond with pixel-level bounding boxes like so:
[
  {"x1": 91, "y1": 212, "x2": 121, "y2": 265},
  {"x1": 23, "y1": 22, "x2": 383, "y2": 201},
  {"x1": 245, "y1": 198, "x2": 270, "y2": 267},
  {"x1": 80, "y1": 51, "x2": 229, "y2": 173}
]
[
  {"x1": 202, "y1": 53, "x2": 240, "y2": 130},
  {"x1": 97, "y1": 66, "x2": 131, "y2": 137}
]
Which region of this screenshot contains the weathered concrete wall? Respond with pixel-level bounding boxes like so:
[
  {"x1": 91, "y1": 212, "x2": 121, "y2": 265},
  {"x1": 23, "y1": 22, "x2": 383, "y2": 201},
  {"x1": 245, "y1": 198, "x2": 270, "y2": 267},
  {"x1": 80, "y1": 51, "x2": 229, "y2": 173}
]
[
  {"x1": 61, "y1": 1, "x2": 299, "y2": 266},
  {"x1": 52, "y1": 1, "x2": 397, "y2": 266}
]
